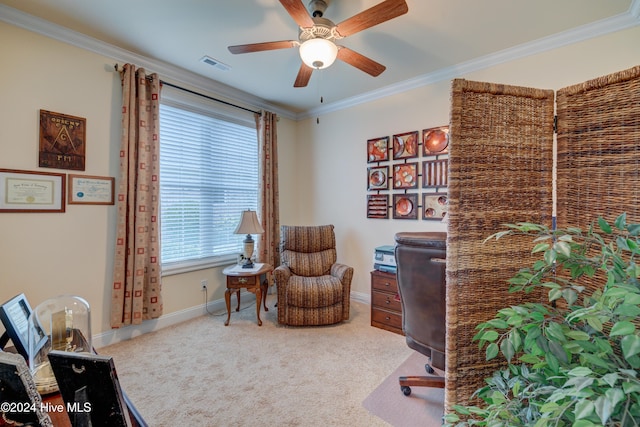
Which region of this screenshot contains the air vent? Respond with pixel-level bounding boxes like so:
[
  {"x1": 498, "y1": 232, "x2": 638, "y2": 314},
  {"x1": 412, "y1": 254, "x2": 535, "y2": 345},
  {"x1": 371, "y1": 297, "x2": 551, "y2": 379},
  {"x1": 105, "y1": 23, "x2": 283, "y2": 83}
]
[{"x1": 200, "y1": 56, "x2": 230, "y2": 71}]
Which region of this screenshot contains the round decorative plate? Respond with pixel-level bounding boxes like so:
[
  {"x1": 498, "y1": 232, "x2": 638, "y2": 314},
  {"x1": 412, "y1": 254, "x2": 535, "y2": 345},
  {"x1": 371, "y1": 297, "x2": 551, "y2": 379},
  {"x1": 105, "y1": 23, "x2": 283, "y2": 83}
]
[
  {"x1": 424, "y1": 129, "x2": 449, "y2": 153},
  {"x1": 396, "y1": 197, "x2": 413, "y2": 216},
  {"x1": 370, "y1": 170, "x2": 386, "y2": 186}
]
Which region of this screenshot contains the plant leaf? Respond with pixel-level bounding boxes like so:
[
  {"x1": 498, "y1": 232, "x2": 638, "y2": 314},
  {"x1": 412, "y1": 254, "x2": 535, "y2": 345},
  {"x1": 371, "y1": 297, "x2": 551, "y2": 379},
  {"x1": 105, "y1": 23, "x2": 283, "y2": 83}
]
[
  {"x1": 544, "y1": 249, "x2": 557, "y2": 265},
  {"x1": 614, "y1": 212, "x2": 627, "y2": 230},
  {"x1": 568, "y1": 366, "x2": 593, "y2": 377},
  {"x1": 485, "y1": 343, "x2": 499, "y2": 360},
  {"x1": 565, "y1": 330, "x2": 590, "y2": 341},
  {"x1": 480, "y1": 330, "x2": 499, "y2": 342},
  {"x1": 621, "y1": 334, "x2": 640, "y2": 359},
  {"x1": 532, "y1": 242, "x2": 550, "y2": 253},
  {"x1": 627, "y1": 223, "x2": 640, "y2": 236},
  {"x1": 554, "y1": 241, "x2": 571, "y2": 258},
  {"x1": 598, "y1": 217, "x2": 612, "y2": 234},
  {"x1": 562, "y1": 288, "x2": 578, "y2": 305},
  {"x1": 609, "y1": 321, "x2": 636, "y2": 337},
  {"x1": 500, "y1": 337, "x2": 515, "y2": 362}
]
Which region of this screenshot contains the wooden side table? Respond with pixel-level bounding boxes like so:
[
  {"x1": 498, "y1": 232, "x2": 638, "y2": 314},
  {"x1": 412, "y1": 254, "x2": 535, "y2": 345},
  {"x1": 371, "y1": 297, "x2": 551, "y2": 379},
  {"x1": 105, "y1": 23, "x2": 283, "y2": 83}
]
[{"x1": 222, "y1": 263, "x2": 273, "y2": 326}]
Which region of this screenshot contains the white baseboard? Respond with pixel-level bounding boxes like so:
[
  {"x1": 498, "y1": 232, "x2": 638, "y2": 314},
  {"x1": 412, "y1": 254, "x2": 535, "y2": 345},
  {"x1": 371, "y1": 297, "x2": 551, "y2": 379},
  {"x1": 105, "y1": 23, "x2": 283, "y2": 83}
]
[
  {"x1": 351, "y1": 290, "x2": 371, "y2": 305},
  {"x1": 93, "y1": 296, "x2": 229, "y2": 349},
  {"x1": 93, "y1": 290, "x2": 371, "y2": 349}
]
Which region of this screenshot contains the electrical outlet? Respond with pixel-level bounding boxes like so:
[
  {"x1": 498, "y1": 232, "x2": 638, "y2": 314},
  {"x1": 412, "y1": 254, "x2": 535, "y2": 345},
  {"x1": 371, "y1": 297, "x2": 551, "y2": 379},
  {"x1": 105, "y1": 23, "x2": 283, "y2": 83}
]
[{"x1": 200, "y1": 279, "x2": 208, "y2": 291}]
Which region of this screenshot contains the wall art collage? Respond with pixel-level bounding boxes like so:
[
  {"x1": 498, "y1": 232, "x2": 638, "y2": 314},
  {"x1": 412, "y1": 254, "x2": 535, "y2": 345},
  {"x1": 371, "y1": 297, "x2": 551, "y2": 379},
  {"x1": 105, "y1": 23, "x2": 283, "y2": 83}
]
[
  {"x1": 0, "y1": 110, "x2": 115, "y2": 213},
  {"x1": 366, "y1": 126, "x2": 449, "y2": 220}
]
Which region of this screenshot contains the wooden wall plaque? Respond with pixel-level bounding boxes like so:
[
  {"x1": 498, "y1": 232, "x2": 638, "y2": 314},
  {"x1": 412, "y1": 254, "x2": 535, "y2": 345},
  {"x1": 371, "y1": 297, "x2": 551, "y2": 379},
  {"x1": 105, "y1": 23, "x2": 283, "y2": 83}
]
[{"x1": 39, "y1": 109, "x2": 86, "y2": 171}]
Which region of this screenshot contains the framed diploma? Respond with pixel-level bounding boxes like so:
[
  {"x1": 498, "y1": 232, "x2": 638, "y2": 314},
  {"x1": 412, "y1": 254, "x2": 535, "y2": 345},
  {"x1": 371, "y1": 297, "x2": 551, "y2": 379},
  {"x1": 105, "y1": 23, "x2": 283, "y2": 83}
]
[
  {"x1": 68, "y1": 174, "x2": 115, "y2": 205},
  {"x1": 0, "y1": 168, "x2": 65, "y2": 212}
]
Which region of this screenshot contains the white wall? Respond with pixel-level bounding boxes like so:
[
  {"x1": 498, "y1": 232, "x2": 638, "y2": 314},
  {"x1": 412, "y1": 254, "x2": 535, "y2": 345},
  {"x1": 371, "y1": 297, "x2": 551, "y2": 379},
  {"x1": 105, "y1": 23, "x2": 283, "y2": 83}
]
[
  {"x1": 1, "y1": 18, "x2": 638, "y2": 342},
  {"x1": 296, "y1": 25, "x2": 640, "y2": 300},
  {"x1": 0, "y1": 21, "x2": 299, "y2": 343}
]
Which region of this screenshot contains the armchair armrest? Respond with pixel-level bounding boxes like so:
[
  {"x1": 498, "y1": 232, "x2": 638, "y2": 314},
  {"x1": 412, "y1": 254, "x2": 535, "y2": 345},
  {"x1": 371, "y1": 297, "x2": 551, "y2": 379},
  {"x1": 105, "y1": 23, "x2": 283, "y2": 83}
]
[
  {"x1": 331, "y1": 263, "x2": 354, "y2": 286},
  {"x1": 274, "y1": 265, "x2": 292, "y2": 324},
  {"x1": 274, "y1": 265, "x2": 291, "y2": 287}
]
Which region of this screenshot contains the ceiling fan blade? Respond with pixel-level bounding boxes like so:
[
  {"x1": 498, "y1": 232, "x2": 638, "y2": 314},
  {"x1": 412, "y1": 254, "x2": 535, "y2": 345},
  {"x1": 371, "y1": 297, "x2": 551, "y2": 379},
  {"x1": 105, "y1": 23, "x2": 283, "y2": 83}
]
[
  {"x1": 335, "y1": 0, "x2": 408, "y2": 37},
  {"x1": 279, "y1": 0, "x2": 315, "y2": 28},
  {"x1": 228, "y1": 40, "x2": 297, "y2": 54},
  {"x1": 337, "y1": 47, "x2": 386, "y2": 77},
  {"x1": 294, "y1": 63, "x2": 313, "y2": 87}
]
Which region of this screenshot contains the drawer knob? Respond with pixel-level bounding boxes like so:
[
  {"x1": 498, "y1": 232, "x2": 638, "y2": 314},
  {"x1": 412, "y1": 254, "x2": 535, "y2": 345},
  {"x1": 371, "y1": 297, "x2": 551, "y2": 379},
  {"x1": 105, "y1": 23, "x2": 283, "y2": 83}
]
[
  {"x1": 385, "y1": 316, "x2": 391, "y2": 320},
  {"x1": 384, "y1": 282, "x2": 391, "y2": 287},
  {"x1": 239, "y1": 278, "x2": 248, "y2": 284},
  {"x1": 385, "y1": 300, "x2": 391, "y2": 304}
]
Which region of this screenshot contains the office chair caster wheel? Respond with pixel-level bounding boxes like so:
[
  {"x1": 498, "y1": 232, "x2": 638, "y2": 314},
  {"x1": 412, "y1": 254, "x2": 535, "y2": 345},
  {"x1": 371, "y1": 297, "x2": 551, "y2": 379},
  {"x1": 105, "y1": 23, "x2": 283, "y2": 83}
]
[
  {"x1": 425, "y1": 364, "x2": 435, "y2": 374},
  {"x1": 401, "y1": 386, "x2": 412, "y2": 396}
]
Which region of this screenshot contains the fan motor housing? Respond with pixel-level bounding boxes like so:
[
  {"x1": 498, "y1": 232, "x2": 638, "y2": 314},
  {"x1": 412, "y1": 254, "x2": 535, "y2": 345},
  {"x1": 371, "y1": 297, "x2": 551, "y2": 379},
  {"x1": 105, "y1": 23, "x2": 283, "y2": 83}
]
[{"x1": 299, "y1": 17, "x2": 338, "y2": 42}]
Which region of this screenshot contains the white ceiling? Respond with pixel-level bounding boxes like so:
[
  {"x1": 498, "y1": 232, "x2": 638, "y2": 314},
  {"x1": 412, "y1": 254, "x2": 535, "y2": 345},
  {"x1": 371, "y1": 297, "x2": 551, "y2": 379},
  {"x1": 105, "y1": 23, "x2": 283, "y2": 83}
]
[{"x1": 1, "y1": 0, "x2": 638, "y2": 118}]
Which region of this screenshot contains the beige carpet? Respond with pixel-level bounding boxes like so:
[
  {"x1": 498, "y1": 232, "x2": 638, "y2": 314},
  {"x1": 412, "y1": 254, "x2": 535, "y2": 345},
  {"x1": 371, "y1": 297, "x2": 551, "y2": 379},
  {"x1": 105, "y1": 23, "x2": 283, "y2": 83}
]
[
  {"x1": 99, "y1": 295, "x2": 429, "y2": 426},
  {"x1": 363, "y1": 351, "x2": 445, "y2": 426}
]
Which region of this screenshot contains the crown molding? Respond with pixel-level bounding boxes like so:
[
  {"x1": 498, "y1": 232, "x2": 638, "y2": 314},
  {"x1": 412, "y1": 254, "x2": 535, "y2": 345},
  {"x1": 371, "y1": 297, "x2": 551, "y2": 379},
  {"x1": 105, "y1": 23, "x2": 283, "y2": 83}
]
[
  {"x1": 0, "y1": 4, "x2": 298, "y2": 120},
  {"x1": 298, "y1": 0, "x2": 640, "y2": 120},
  {"x1": 1, "y1": 2, "x2": 638, "y2": 121}
]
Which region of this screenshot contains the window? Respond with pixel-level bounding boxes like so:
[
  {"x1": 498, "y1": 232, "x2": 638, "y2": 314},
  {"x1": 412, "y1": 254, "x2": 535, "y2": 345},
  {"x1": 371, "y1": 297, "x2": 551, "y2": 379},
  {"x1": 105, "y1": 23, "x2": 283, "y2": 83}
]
[{"x1": 159, "y1": 88, "x2": 258, "y2": 274}]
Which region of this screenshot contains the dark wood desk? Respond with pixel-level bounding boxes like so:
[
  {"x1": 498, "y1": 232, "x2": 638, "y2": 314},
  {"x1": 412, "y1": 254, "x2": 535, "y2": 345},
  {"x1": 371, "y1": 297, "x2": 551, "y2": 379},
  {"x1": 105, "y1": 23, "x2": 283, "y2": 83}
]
[{"x1": 222, "y1": 263, "x2": 273, "y2": 326}]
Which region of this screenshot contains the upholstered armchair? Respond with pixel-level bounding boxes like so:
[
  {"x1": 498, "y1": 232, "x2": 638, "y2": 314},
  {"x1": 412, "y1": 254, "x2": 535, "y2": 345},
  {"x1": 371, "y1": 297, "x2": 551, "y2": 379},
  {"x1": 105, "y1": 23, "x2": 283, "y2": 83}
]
[{"x1": 274, "y1": 225, "x2": 353, "y2": 326}]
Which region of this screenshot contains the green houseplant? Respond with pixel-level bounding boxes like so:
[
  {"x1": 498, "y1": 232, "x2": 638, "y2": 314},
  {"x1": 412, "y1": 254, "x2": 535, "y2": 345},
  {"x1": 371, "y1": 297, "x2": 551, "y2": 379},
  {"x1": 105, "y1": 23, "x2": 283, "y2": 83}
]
[{"x1": 443, "y1": 213, "x2": 640, "y2": 427}]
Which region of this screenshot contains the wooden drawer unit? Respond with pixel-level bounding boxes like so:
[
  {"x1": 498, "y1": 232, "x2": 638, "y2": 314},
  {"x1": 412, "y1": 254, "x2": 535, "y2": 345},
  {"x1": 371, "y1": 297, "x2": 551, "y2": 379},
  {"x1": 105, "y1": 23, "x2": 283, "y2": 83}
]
[{"x1": 370, "y1": 270, "x2": 403, "y2": 335}]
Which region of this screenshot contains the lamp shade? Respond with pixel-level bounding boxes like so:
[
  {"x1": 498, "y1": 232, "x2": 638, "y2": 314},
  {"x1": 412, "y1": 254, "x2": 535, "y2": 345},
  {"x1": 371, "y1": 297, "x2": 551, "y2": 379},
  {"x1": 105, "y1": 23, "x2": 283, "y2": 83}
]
[
  {"x1": 234, "y1": 210, "x2": 265, "y2": 235},
  {"x1": 299, "y1": 38, "x2": 338, "y2": 70}
]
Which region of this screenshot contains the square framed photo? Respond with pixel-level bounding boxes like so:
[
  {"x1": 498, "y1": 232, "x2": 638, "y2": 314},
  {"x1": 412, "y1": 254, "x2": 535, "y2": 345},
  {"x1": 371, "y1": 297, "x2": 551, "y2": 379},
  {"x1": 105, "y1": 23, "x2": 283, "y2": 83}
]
[
  {"x1": 367, "y1": 166, "x2": 389, "y2": 191},
  {"x1": 367, "y1": 194, "x2": 389, "y2": 219},
  {"x1": 423, "y1": 126, "x2": 449, "y2": 156},
  {"x1": 423, "y1": 192, "x2": 448, "y2": 220},
  {"x1": 392, "y1": 131, "x2": 419, "y2": 160},
  {"x1": 393, "y1": 193, "x2": 418, "y2": 220},
  {"x1": 392, "y1": 162, "x2": 418, "y2": 189},
  {"x1": 367, "y1": 137, "x2": 389, "y2": 163}
]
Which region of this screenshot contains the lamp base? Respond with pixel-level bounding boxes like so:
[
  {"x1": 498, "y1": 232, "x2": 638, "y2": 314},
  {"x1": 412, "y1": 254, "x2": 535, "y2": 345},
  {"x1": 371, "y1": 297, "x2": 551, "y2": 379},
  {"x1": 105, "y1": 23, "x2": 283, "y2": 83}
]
[{"x1": 242, "y1": 234, "x2": 255, "y2": 268}]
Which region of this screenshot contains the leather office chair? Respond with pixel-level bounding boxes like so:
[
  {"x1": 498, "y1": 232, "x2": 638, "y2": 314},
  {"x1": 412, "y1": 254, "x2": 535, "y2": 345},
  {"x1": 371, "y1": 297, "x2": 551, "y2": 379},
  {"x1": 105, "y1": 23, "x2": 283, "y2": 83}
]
[
  {"x1": 274, "y1": 225, "x2": 353, "y2": 326},
  {"x1": 394, "y1": 232, "x2": 447, "y2": 396}
]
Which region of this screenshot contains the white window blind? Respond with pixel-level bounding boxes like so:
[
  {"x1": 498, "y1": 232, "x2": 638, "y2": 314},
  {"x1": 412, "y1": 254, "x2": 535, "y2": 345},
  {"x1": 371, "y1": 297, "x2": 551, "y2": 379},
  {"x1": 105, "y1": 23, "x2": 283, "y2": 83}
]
[{"x1": 159, "y1": 97, "x2": 258, "y2": 273}]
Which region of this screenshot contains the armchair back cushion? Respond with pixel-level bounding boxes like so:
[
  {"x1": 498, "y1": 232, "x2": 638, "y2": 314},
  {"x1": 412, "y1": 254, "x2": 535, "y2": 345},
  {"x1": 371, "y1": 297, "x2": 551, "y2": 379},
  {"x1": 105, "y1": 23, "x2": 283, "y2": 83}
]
[{"x1": 280, "y1": 225, "x2": 337, "y2": 276}]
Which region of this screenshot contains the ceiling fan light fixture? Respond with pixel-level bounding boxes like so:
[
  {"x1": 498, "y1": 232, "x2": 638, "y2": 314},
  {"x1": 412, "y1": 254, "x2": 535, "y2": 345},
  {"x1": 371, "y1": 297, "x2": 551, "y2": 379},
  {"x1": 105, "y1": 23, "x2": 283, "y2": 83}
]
[{"x1": 299, "y1": 38, "x2": 338, "y2": 70}]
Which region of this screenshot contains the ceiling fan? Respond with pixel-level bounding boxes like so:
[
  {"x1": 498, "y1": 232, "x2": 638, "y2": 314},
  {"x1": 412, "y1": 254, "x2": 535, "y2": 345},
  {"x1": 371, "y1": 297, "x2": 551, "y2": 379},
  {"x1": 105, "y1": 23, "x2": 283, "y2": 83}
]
[{"x1": 228, "y1": 0, "x2": 409, "y2": 87}]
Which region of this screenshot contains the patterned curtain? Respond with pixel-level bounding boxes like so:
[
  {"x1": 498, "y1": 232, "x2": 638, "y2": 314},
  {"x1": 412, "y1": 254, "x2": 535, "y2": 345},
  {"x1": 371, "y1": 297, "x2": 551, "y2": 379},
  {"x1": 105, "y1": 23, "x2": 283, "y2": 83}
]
[
  {"x1": 256, "y1": 111, "x2": 280, "y2": 273},
  {"x1": 110, "y1": 64, "x2": 163, "y2": 328}
]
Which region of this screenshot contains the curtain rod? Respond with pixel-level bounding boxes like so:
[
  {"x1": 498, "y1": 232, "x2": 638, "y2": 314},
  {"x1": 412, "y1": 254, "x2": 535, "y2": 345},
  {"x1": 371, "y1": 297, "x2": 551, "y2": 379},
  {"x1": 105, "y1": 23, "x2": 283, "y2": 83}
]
[{"x1": 114, "y1": 63, "x2": 261, "y2": 116}]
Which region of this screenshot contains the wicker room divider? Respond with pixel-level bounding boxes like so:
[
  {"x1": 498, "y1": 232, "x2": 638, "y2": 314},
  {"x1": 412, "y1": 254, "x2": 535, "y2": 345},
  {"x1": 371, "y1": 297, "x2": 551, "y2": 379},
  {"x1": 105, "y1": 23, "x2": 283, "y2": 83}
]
[
  {"x1": 556, "y1": 65, "x2": 640, "y2": 296},
  {"x1": 445, "y1": 65, "x2": 640, "y2": 412},
  {"x1": 446, "y1": 80, "x2": 555, "y2": 410}
]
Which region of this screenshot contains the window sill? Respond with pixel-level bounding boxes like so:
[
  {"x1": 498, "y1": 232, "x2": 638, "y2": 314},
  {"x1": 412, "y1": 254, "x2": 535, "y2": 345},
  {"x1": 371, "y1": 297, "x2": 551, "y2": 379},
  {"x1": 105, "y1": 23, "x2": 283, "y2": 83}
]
[{"x1": 161, "y1": 255, "x2": 236, "y2": 276}]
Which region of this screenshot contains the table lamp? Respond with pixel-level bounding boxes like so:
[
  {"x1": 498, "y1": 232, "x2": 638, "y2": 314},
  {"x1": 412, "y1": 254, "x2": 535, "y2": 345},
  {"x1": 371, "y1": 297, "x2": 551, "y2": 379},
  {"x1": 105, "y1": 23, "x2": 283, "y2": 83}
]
[{"x1": 234, "y1": 209, "x2": 264, "y2": 268}]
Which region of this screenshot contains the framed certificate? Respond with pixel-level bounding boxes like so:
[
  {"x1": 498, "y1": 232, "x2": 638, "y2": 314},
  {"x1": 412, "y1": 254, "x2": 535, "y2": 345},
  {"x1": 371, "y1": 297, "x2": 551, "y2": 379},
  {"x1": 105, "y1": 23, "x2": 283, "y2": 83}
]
[
  {"x1": 0, "y1": 168, "x2": 65, "y2": 212},
  {"x1": 68, "y1": 174, "x2": 115, "y2": 205}
]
